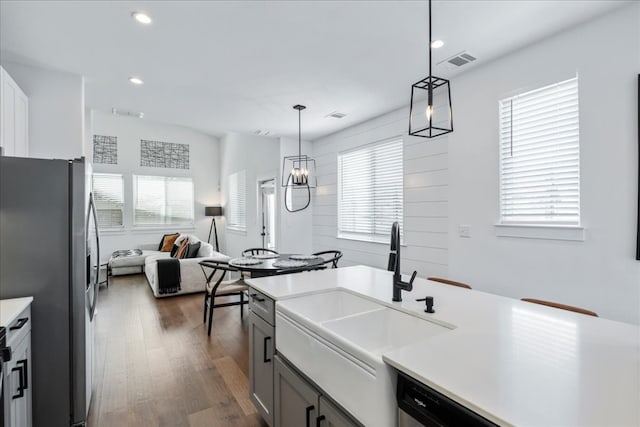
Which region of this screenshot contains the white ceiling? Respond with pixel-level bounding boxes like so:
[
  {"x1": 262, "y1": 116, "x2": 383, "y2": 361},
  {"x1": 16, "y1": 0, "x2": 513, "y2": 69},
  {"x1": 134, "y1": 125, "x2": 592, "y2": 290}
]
[{"x1": 0, "y1": 0, "x2": 631, "y2": 140}]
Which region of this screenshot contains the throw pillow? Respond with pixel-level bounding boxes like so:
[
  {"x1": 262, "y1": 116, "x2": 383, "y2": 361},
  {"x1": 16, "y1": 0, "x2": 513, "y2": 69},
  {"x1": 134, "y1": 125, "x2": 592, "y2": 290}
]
[
  {"x1": 159, "y1": 233, "x2": 180, "y2": 252},
  {"x1": 170, "y1": 243, "x2": 180, "y2": 258},
  {"x1": 175, "y1": 238, "x2": 190, "y2": 259},
  {"x1": 186, "y1": 241, "x2": 201, "y2": 258}
]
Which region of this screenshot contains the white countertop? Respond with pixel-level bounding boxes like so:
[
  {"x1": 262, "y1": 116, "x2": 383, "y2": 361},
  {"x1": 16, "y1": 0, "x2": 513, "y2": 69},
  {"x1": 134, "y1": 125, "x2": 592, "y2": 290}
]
[
  {"x1": 0, "y1": 297, "x2": 33, "y2": 327},
  {"x1": 247, "y1": 266, "x2": 640, "y2": 426}
]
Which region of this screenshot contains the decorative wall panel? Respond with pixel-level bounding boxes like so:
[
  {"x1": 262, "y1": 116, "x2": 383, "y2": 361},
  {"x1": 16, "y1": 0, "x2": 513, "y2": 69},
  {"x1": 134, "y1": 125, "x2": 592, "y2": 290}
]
[
  {"x1": 140, "y1": 139, "x2": 190, "y2": 169},
  {"x1": 93, "y1": 135, "x2": 118, "y2": 164}
]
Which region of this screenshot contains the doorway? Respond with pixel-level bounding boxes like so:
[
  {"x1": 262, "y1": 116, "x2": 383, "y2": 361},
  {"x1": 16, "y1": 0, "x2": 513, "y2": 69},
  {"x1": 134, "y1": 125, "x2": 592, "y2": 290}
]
[{"x1": 259, "y1": 179, "x2": 276, "y2": 250}]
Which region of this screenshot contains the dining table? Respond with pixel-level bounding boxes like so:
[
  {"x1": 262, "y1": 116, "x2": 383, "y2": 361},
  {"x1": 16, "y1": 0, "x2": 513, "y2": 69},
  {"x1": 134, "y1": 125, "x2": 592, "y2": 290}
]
[{"x1": 227, "y1": 253, "x2": 326, "y2": 278}]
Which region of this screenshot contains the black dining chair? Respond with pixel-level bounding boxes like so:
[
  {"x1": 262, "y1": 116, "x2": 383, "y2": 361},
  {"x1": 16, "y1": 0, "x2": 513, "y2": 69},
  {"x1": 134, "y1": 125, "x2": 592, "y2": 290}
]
[
  {"x1": 242, "y1": 248, "x2": 279, "y2": 257},
  {"x1": 312, "y1": 250, "x2": 343, "y2": 269},
  {"x1": 199, "y1": 260, "x2": 249, "y2": 336}
]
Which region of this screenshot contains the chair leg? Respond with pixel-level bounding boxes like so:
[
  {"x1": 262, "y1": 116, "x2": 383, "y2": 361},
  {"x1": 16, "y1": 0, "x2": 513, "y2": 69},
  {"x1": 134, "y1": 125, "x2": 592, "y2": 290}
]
[
  {"x1": 203, "y1": 292, "x2": 208, "y2": 323},
  {"x1": 240, "y1": 292, "x2": 244, "y2": 319},
  {"x1": 207, "y1": 295, "x2": 215, "y2": 336}
]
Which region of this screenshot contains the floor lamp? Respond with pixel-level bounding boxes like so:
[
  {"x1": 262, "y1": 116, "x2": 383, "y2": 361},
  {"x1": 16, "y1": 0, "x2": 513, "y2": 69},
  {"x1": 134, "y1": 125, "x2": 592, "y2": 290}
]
[{"x1": 205, "y1": 206, "x2": 222, "y2": 252}]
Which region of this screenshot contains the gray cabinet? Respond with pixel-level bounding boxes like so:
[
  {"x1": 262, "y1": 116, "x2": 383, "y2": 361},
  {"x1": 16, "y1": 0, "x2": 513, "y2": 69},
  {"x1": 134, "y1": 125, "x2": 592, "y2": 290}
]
[
  {"x1": 274, "y1": 355, "x2": 360, "y2": 427},
  {"x1": 319, "y1": 396, "x2": 358, "y2": 427},
  {"x1": 249, "y1": 296, "x2": 275, "y2": 427},
  {"x1": 274, "y1": 355, "x2": 319, "y2": 427},
  {"x1": 7, "y1": 336, "x2": 31, "y2": 427},
  {"x1": 2, "y1": 305, "x2": 32, "y2": 427}
]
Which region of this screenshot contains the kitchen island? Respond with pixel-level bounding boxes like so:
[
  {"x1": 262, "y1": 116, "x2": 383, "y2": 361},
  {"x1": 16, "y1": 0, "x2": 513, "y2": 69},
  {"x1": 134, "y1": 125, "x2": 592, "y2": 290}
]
[{"x1": 246, "y1": 265, "x2": 640, "y2": 426}]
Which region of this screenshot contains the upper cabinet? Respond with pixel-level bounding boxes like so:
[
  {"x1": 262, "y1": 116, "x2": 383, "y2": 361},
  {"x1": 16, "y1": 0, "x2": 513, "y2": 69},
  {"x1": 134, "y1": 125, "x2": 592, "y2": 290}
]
[{"x1": 0, "y1": 66, "x2": 29, "y2": 157}]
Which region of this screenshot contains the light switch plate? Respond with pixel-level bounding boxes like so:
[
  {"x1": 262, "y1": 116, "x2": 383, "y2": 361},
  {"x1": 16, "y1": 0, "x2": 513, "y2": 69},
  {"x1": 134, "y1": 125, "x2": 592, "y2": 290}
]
[{"x1": 459, "y1": 225, "x2": 471, "y2": 238}]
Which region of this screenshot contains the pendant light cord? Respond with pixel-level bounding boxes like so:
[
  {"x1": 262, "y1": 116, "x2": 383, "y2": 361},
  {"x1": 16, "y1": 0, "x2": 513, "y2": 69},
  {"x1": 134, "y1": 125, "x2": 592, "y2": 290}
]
[
  {"x1": 428, "y1": 0, "x2": 432, "y2": 79},
  {"x1": 298, "y1": 107, "x2": 302, "y2": 160}
]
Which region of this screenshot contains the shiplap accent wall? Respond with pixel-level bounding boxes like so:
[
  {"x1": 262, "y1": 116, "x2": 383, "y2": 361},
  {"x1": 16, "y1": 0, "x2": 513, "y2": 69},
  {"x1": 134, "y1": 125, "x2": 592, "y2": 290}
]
[{"x1": 312, "y1": 106, "x2": 449, "y2": 277}]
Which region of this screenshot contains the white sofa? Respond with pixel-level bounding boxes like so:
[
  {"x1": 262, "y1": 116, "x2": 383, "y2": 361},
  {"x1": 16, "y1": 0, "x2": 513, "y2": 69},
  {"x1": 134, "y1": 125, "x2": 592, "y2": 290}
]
[{"x1": 143, "y1": 235, "x2": 230, "y2": 298}]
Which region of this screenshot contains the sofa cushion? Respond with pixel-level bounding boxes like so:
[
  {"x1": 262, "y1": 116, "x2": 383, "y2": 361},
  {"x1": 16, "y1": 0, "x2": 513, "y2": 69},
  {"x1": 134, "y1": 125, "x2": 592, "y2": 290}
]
[
  {"x1": 186, "y1": 241, "x2": 201, "y2": 258},
  {"x1": 170, "y1": 243, "x2": 180, "y2": 257},
  {"x1": 175, "y1": 238, "x2": 190, "y2": 259},
  {"x1": 159, "y1": 233, "x2": 180, "y2": 251}
]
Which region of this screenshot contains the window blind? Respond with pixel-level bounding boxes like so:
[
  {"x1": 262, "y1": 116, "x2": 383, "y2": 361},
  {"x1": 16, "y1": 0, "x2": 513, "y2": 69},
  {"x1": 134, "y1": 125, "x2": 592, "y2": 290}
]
[
  {"x1": 499, "y1": 76, "x2": 580, "y2": 225},
  {"x1": 338, "y1": 139, "x2": 403, "y2": 243},
  {"x1": 92, "y1": 173, "x2": 124, "y2": 228},
  {"x1": 133, "y1": 175, "x2": 194, "y2": 226},
  {"x1": 228, "y1": 170, "x2": 247, "y2": 231}
]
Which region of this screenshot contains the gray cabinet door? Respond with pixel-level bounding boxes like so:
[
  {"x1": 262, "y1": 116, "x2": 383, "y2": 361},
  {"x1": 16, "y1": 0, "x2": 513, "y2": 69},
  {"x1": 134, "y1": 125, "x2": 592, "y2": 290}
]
[
  {"x1": 274, "y1": 355, "x2": 320, "y2": 427},
  {"x1": 7, "y1": 332, "x2": 32, "y2": 427},
  {"x1": 249, "y1": 311, "x2": 275, "y2": 427},
  {"x1": 318, "y1": 396, "x2": 360, "y2": 427}
]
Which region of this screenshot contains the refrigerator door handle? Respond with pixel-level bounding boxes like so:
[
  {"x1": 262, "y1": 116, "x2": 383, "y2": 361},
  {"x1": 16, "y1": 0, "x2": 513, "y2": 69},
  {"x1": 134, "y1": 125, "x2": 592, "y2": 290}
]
[{"x1": 86, "y1": 192, "x2": 100, "y2": 321}]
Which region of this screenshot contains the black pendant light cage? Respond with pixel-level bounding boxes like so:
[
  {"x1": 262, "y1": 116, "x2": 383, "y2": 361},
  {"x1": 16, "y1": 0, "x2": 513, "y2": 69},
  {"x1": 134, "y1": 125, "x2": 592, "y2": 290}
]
[
  {"x1": 409, "y1": 76, "x2": 453, "y2": 138},
  {"x1": 282, "y1": 104, "x2": 316, "y2": 212},
  {"x1": 281, "y1": 154, "x2": 317, "y2": 188},
  {"x1": 408, "y1": 0, "x2": 453, "y2": 139}
]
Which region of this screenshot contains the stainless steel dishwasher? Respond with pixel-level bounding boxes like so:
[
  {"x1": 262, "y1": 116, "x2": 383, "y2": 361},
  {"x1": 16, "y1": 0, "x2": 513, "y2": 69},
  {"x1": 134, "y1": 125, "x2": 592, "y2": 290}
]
[{"x1": 397, "y1": 372, "x2": 498, "y2": 426}]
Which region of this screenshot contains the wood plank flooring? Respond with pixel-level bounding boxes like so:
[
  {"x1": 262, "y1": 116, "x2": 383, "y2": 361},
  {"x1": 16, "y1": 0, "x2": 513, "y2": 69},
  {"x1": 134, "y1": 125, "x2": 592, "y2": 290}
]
[{"x1": 87, "y1": 274, "x2": 267, "y2": 427}]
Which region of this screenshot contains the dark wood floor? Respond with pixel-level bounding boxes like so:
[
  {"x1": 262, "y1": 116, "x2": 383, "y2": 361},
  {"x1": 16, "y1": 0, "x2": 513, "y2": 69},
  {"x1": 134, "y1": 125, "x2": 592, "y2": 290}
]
[{"x1": 87, "y1": 274, "x2": 267, "y2": 427}]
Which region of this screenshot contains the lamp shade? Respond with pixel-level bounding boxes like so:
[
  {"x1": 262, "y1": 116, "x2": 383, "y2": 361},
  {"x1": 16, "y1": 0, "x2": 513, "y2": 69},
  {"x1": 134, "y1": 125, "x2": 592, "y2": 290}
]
[{"x1": 205, "y1": 206, "x2": 223, "y2": 217}]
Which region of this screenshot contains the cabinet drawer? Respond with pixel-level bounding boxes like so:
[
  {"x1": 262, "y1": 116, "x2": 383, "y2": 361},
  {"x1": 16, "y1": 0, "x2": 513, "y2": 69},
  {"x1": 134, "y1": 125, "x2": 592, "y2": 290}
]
[
  {"x1": 249, "y1": 288, "x2": 275, "y2": 325},
  {"x1": 6, "y1": 305, "x2": 31, "y2": 347}
]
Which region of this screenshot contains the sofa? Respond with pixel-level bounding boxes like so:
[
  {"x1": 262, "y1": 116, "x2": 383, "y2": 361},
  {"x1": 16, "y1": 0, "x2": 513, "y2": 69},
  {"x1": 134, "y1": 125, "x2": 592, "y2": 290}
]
[
  {"x1": 143, "y1": 234, "x2": 230, "y2": 298},
  {"x1": 108, "y1": 233, "x2": 230, "y2": 298}
]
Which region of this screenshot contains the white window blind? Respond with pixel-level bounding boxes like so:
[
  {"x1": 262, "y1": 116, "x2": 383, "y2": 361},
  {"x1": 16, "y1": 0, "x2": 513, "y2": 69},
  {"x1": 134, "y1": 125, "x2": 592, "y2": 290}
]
[
  {"x1": 338, "y1": 139, "x2": 403, "y2": 243},
  {"x1": 228, "y1": 170, "x2": 247, "y2": 232},
  {"x1": 499, "y1": 76, "x2": 580, "y2": 225},
  {"x1": 92, "y1": 173, "x2": 124, "y2": 228},
  {"x1": 133, "y1": 175, "x2": 194, "y2": 226}
]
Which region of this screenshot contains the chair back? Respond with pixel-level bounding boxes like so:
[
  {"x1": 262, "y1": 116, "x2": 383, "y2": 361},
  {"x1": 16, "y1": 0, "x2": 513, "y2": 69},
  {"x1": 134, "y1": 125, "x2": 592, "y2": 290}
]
[
  {"x1": 242, "y1": 248, "x2": 279, "y2": 256},
  {"x1": 313, "y1": 250, "x2": 343, "y2": 268},
  {"x1": 427, "y1": 277, "x2": 472, "y2": 289},
  {"x1": 521, "y1": 298, "x2": 598, "y2": 317}
]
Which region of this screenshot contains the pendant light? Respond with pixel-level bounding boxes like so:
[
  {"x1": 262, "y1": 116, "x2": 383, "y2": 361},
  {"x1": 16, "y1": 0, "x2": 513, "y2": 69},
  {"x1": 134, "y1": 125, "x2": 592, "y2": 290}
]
[
  {"x1": 409, "y1": 0, "x2": 453, "y2": 138},
  {"x1": 281, "y1": 104, "x2": 316, "y2": 212}
]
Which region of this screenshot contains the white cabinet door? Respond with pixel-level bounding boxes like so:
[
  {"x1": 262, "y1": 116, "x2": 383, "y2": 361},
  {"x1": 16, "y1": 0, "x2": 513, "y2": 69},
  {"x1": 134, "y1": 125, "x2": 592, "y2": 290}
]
[{"x1": 0, "y1": 66, "x2": 29, "y2": 157}]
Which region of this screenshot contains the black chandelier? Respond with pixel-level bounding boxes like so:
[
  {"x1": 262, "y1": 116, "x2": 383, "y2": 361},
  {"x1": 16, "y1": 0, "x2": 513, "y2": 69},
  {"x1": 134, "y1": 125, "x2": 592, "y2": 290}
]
[
  {"x1": 281, "y1": 104, "x2": 316, "y2": 212},
  {"x1": 409, "y1": 0, "x2": 453, "y2": 138}
]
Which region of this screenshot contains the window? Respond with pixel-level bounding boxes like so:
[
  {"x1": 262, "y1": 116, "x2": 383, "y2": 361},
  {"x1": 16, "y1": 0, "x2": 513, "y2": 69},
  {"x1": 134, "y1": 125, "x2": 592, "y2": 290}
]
[
  {"x1": 338, "y1": 139, "x2": 403, "y2": 243},
  {"x1": 133, "y1": 175, "x2": 194, "y2": 226},
  {"x1": 499, "y1": 76, "x2": 580, "y2": 226},
  {"x1": 227, "y1": 170, "x2": 247, "y2": 232},
  {"x1": 92, "y1": 173, "x2": 124, "y2": 228}
]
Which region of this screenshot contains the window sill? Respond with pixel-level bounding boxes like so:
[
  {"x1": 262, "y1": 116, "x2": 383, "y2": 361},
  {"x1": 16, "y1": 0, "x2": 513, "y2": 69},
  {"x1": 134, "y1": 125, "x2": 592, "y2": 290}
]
[
  {"x1": 494, "y1": 224, "x2": 585, "y2": 241},
  {"x1": 337, "y1": 233, "x2": 405, "y2": 246},
  {"x1": 130, "y1": 226, "x2": 196, "y2": 234},
  {"x1": 100, "y1": 227, "x2": 126, "y2": 234},
  {"x1": 227, "y1": 227, "x2": 247, "y2": 236}
]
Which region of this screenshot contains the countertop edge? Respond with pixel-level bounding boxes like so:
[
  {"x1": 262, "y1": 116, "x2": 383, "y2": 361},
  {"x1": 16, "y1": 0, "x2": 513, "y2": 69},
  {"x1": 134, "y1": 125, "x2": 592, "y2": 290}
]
[{"x1": 0, "y1": 296, "x2": 34, "y2": 327}]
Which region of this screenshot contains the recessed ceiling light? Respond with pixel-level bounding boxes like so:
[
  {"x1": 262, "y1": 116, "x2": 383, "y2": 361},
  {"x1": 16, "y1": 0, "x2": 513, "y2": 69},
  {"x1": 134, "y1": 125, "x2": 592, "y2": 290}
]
[
  {"x1": 128, "y1": 76, "x2": 144, "y2": 85},
  {"x1": 132, "y1": 12, "x2": 152, "y2": 24},
  {"x1": 431, "y1": 40, "x2": 444, "y2": 49}
]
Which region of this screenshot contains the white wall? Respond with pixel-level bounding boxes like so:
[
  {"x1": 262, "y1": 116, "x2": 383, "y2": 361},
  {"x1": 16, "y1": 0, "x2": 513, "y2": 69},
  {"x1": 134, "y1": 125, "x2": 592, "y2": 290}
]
[
  {"x1": 312, "y1": 107, "x2": 450, "y2": 277},
  {"x1": 1, "y1": 60, "x2": 84, "y2": 159},
  {"x1": 447, "y1": 3, "x2": 640, "y2": 324},
  {"x1": 311, "y1": 3, "x2": 640, "y2": 324},
  {"x1": 90, "y1": 111, "x2": 220, "y2": 259},
  {"x1": 279, "y1": 137, "x2": 313, "y2": 254},
  {"x1": 220, "y1": 132, "x2": 280, "y2": 258}
]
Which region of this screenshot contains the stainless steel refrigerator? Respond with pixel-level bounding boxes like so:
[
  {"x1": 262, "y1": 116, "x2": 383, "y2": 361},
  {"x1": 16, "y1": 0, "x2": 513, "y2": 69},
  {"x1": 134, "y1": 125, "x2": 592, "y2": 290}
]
[{"x1": 0, "y1": 156, "x2": 100, "y2": 427}]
